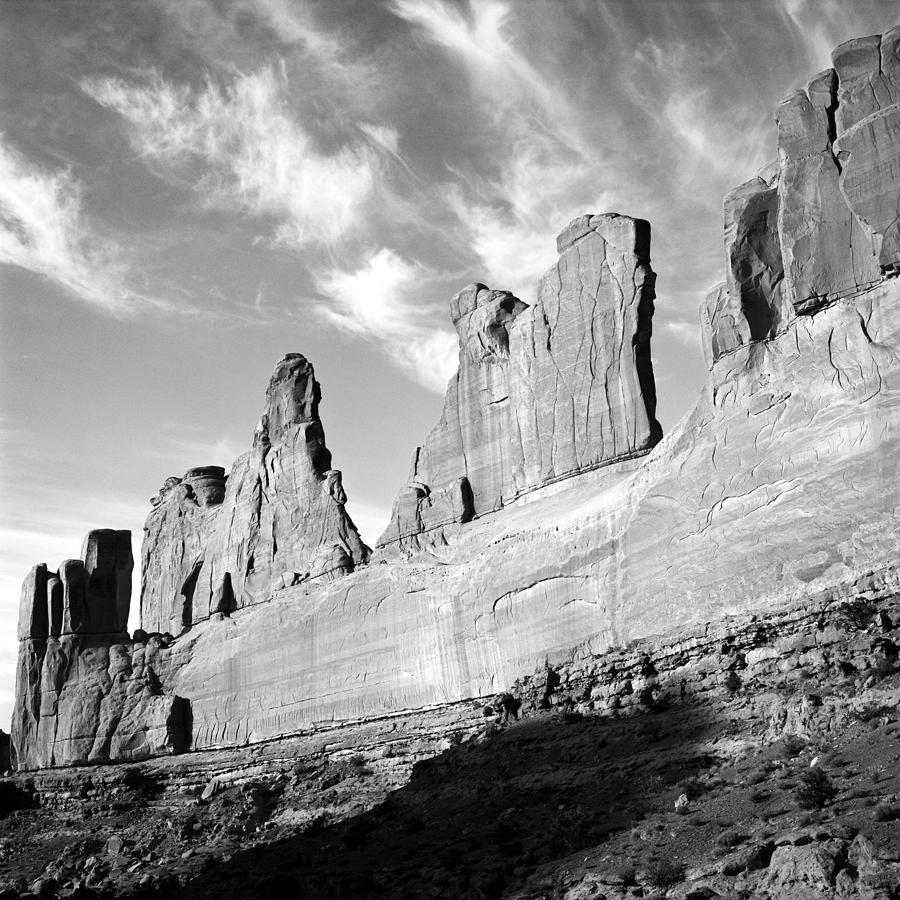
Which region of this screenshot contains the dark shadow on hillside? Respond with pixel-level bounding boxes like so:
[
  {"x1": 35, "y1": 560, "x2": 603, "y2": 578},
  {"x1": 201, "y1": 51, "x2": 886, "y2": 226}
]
[{"x1": 140, "y1": 695, "x2": 726, "y2": 900}]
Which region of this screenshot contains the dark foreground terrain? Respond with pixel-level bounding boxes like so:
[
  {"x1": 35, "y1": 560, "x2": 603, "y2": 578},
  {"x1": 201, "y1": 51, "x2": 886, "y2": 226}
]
[{"x1": 2, "y1": 581, "x2": 899, "y2": 900}]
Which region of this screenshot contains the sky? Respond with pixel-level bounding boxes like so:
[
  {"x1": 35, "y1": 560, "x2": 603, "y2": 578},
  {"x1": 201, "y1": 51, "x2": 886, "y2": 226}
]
[{"x1": 1, "y1": 0, "x2": 898, "y2": 732}]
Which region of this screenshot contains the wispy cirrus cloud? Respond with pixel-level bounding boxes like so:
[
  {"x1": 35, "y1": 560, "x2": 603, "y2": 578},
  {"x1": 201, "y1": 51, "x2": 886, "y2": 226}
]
[
  {"x1": 155, "y1": 0, "x2": 383, "y2": 112},
  {"x1": 313, "y1": 248, "x2": 458, "y2": 394},
  {"x1": 81, "y1": 66, "x2": 385, "y2": 248},
  {"x1": 390, "y1": 0, "x2": 609, "y2": 300},
  {"x1": 0, "y1": 138, "x2": 160, "y2": 314},
  {"x1": 661, "y1": 318, "x2": 703, "y2": 349}
]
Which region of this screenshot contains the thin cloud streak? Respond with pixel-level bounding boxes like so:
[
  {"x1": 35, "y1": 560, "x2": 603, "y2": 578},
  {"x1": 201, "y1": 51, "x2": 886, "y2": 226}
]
[
  {"x1": 314, "y1": 248, "x2": 458, "y2": 394},
  {"x1": 661, "y1": 319, "x2": 703, "y2": 350},
  {"x1": 81, "y1": 67, "x2": 384, "y2": 248},
  {"x1": 0, "y1": 139, "x2": 165, "y2": 315},
  {"x1": 391, "y1": 0, "x2": 611, "y2": 300}
]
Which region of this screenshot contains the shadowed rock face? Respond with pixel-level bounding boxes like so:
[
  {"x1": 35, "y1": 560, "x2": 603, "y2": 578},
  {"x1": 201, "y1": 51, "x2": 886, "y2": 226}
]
[{"x1": 377, "y1": 213, "x2": 662, "y2": 554}]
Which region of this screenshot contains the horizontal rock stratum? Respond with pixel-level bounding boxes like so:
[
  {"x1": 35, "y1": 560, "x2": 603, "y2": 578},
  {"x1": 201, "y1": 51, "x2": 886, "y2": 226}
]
[{"x1": 11, "y1": 27, "x2": 900, "y2": 769}]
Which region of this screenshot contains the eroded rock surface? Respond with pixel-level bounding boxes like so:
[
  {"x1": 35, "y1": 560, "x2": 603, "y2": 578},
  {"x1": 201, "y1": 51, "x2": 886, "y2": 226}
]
[
  {"x1": 12, "y1": 532, "x2": 189, "y2": 770},
  {"x1": 140, "y1": 354, "x2": 370, "y2": 632},
  {"x1": 377, "y1": 213, "x2": 662, "y2": 553},
  {"x1": 11, "y1": 29, "x2": 900, "y2": 769},
  {"x1": 776, "y1": 31, "x2": 900, "y2": 315},
  {"x1": 141, "y1": 469, "x2": 225, "y2": 635},
  {"x1": 705, "y1": 29, "x2": 900, "y2": 366}
]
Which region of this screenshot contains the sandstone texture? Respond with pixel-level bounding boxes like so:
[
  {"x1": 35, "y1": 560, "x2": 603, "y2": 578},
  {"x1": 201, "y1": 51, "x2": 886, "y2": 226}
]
[
  {"x1": 140, "y1": 354, "x2": 369, "y2": 634},
  {"x1": 1, "y1": 583, "x2": 898, "y2": 899},
  {"x1": 377, "y1": 213, "x2": 662, "y2": 553},
  {"x1": 705, "y1": 29, "x2": 900, "y2": 363},
  {"x1": 140, "y1": 468, "x2": 225, "y2": 634},
  {"x1": 10, "y1": 29, "x2": 900, "y2": 770},
  {"x1": 136, "y1": 271, "x2": 900, "y2": 752},
  {"x1": 11, "y1": 532, "x2": 189, "y2": 770}
]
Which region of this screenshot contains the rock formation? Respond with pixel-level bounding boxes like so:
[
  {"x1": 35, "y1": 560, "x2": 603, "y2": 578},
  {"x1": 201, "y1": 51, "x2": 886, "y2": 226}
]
[
  {"x1": 705, "y1": 30, "x2": 900, "y2": 362},
  {"x1": 141, "y1": 468, "x2": 226, "y2": 634},
  {"x1": 10, "y1": 28, "x2": 900, "y2": 769},
  {"x1": 140, "y1": 353, "x2": 370, "y2": 633},
  {"x1": 11, "y1": 531, "x2": 189, "y2": 769},
  {"x1": 377, "y1": 213, "x2": 662, "y2": 553}
]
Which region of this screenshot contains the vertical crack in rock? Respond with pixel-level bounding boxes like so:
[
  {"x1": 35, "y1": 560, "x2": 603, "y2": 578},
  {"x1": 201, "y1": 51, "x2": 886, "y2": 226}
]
[
  {"x1": 377, "y1": 213, "x2": 662, "y2": 555},
  {"x1": 12, "y1": 532, "x2": 191, "y2": 770}
]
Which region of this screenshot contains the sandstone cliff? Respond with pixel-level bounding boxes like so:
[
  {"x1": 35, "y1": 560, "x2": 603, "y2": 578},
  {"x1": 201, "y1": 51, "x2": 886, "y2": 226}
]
[
  {"x1": 10, "y1": 28, "x2": 900, "y2": 770},
  {"x1": 377, "y1": 213, "x2": 662, "y2": 553},
  {"x1": 140, "y1": 353, "x2": 370, "y2": 634},
  {"x1": 704, "y1": 29, "x2": 900, "y2": 360},
  {"x1": 11, "y1": 530, "x2": 188, "y2": 769}
]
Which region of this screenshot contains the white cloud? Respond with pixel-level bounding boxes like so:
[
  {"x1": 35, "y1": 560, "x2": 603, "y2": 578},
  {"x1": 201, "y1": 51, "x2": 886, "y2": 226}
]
[
  {"x1": 391, "y1": 0, "x2": 609, "y2": 299},
  {"x1": 390, "y1": 0, "x2": 577, "y2": 136},
  {"x1": 358, "y1": 123, "x2": 402, "y2": 159},
  {"x1": 156, "y1": 0, "x2": 381, "y2": 110},
  {"x1": 343, "y1": 498, "x2": 392, "y2": 549},
  {"x1": 631, "y1": 36, "x2": 771, "y2": 181},
  {"x1": 81, "y1": 67, "x2": 384, "y2": 247},
  {"x1": 661, "y1": 319, "x2": 703, "y2": 349},
  {"x1": 0, "y1": 138, "x2": 160, "y2": 314},
  {"x1": 314, "y1": 248, "x2": 458, "y2": 394},
  {"x1": 775, "y1": 0, "x2": 848, "y2": 70},
  {"x1": 149, "y1": 429, "x2": 247, "y2": 473}
]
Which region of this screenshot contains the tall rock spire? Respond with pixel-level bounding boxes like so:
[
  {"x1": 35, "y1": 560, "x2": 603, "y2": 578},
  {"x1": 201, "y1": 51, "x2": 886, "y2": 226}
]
[
  {"x1": 377, "y1": 213, "x2": 662, "y2": 553},
  {"x1": 141, "y1": 353, "x2": 370, "y2": 633}
]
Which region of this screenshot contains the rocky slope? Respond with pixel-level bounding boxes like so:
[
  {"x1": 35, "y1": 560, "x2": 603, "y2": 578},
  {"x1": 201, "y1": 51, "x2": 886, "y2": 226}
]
[
  {"x1": 0, "y1": 575, "x2": 897, "y2": 899},
  {"x1": 10, "y1": 26, "x2": 900, "y2": 782}
]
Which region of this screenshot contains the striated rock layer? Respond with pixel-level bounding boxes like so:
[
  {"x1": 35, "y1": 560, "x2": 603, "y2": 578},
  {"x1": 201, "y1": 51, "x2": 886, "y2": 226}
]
[
  {"x1": 12, "y1": 531, "x2": 189, "y2": 769},
  {"x1": 377, "y1": 213, "x2": 662, "y2": 553},
  {"x1": 10, "y1": 27, "x2": 900, "y2": 769},
  {"x1": 143, "y1": 275, "x2": 900, "y2": 749}
]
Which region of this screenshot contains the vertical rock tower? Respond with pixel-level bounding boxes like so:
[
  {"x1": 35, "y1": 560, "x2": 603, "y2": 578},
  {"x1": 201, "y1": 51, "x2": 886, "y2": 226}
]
[
  {"x1": 140, "y1": 353, "x2": 370, "y2": 633},
  {"x1": 704, "y1": 29, "x2": 900, "y2": 363},
  {"x1": 12, "y1": 530, "x2": 189, "y2": 769},
  {"x1": 377, "y1": 213, "x2": 662, "y2": 553}
]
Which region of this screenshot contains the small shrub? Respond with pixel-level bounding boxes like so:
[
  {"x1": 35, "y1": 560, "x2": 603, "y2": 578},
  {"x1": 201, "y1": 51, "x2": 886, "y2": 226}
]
[
  {"x1": 612, "y1": 864, "x2": 636, "y2": 886},
  {"x1": 645, "y1": 859, "x2": 685, "y2": 889},
  {"x1": 715, "y1": 829, "x2": 744, "y2": 849},
  {"x1": 873, "y1": 801, "x2": 900, "y2": 822},
  {"x1": 795, "y1": 769, "x2": 837, "y2": 810},
  {"x1": 776, "y1": 735, "x2": 808, "y2": 759},
  {"x1": 852, "y1": 704, "x2": 896, "y2": 723},
  {"x1": 840, "y1": 598, "x2": 874, "y2": 630},
  {"x1": 637, "y1": 772, "x2": 665, "y2": 795},
  {"x1": 675, "y1": 777, "x2": 705, "y2": 801}
]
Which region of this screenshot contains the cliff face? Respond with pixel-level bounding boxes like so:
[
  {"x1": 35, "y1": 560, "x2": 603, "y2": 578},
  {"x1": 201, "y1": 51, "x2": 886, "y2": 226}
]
[
  {"x1": 140, "y1": 353, "x2": 370, "y2": 634},
  {"x1": 704, "y1": 30, "x2": 900, "y2": 362},
  {"x1": 377, "y1": 213, "x2": 661, "y2": 554},
  {"x1": 11, "y1": 28, "x2": 900, "y2": 769},
  {"x1": 12, "y1": 531, "x2": 188, "y2": 769}
]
